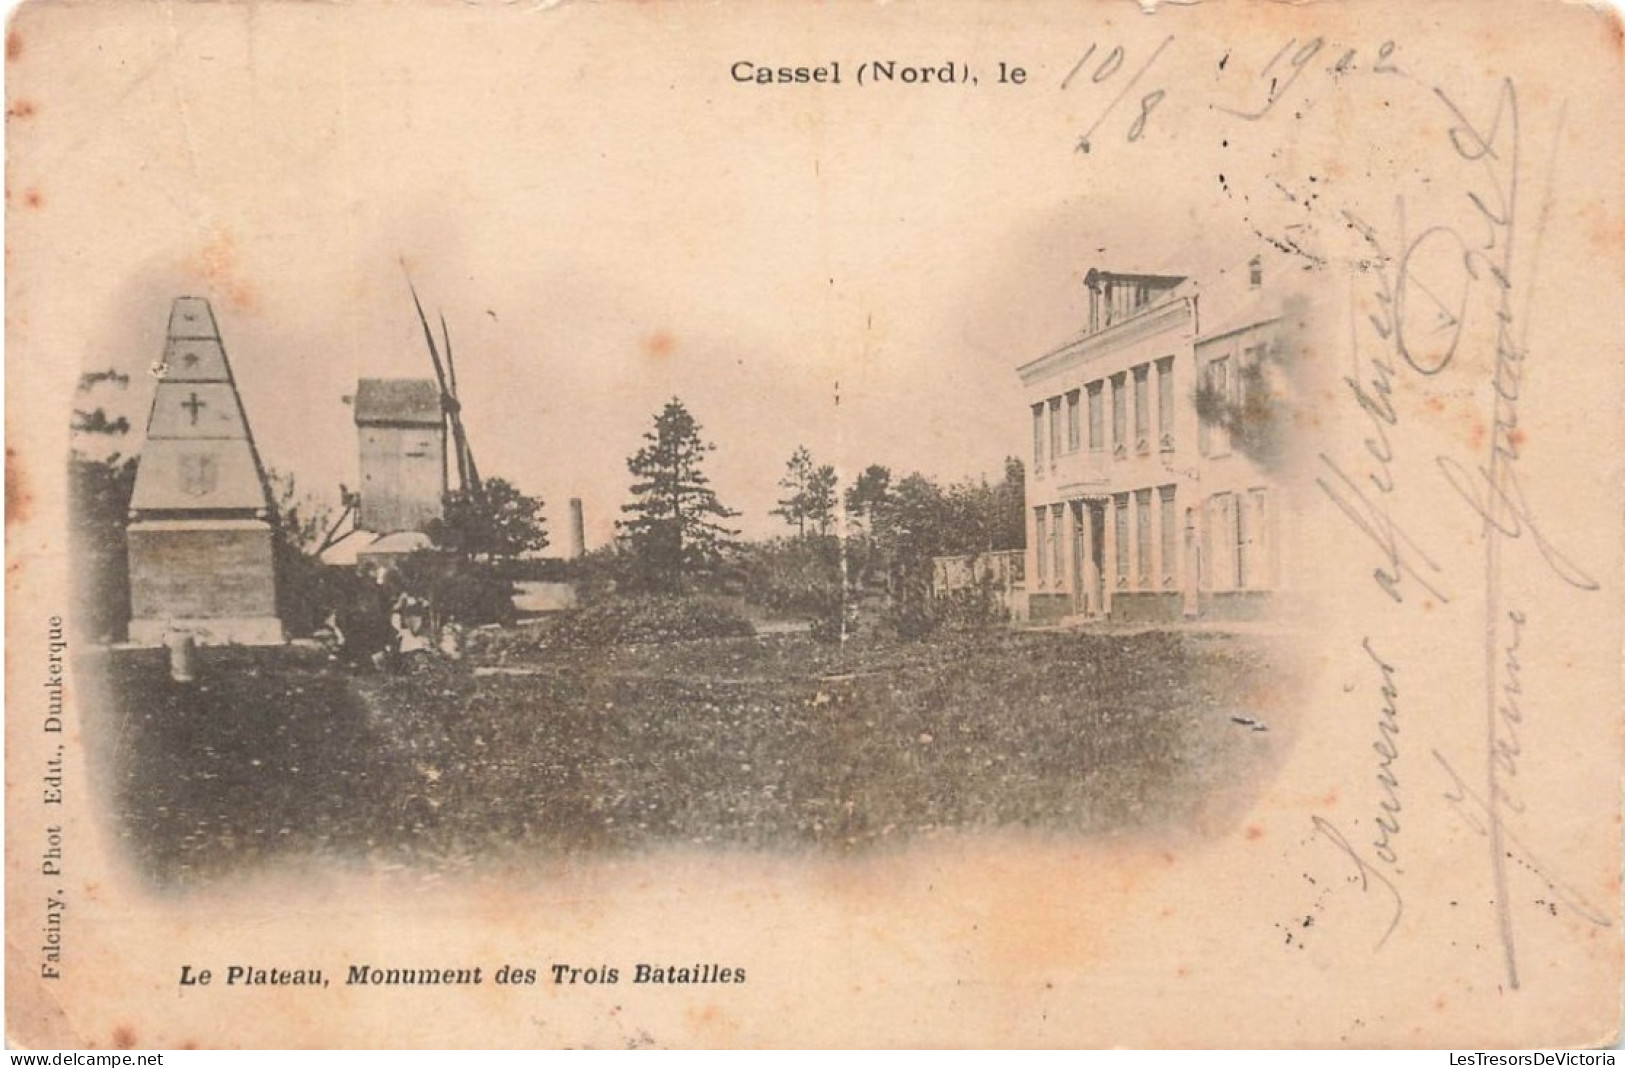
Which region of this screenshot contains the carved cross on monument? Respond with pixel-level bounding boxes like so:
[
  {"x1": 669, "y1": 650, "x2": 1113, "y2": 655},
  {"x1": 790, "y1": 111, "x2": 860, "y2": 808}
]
[{"x1": 182, "y1": 391, "x2": 206, "y2": 425}]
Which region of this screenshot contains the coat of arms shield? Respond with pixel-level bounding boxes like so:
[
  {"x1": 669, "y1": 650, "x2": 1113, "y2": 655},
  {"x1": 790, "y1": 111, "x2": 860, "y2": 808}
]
[{"x1": 178, "y1": 452, "x2": 217, "y2": 498}]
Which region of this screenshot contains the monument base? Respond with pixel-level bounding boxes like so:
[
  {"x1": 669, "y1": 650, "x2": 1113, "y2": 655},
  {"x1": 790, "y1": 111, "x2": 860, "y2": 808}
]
[
  {"x1": 126, "y1": 518, "x2": 284, "y2": 646},
  {"x1": 128, "y1": 615, "x2": 286, "y2": 647}
]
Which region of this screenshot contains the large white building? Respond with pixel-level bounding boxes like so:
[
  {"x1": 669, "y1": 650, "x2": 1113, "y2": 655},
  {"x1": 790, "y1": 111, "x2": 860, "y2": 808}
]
[{"x1": 1017, "y1": 257, "x2": 1294, "y2": 623}]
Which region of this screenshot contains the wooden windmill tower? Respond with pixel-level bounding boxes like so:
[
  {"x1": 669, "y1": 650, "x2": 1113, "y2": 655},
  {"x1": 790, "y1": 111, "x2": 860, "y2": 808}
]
[{"x1": 327, "y1": 279, "x2": 482, "y2": 552}]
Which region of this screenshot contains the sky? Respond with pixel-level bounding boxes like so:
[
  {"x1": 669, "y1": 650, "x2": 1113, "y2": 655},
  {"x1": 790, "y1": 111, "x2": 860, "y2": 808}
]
[
  {"x1": 8, "y1": 3, "x2": 1264, "y2": 547},
  {"x1": 12, "y1": 0, "x2": 1549, "y2": 547}
]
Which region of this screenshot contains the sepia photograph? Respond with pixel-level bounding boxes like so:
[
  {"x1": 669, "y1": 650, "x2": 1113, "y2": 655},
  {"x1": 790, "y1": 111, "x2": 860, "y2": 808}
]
[{"x1": 7, "y1": 0, "x2": 1623, "y2": 1049}]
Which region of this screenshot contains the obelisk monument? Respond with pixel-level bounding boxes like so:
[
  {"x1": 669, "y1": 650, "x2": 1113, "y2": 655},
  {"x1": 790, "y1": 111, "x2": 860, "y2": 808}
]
[{"x1": 125, "y1": 298, "x2": 283, "y2": 644}]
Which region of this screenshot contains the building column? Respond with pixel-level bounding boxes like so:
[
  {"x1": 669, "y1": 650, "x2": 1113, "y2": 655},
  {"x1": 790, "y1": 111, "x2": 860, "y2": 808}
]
[
  {"x1": 1102, "y1": 498, "x2": 1117, "y2": 618},
  {"x1": 1028, "y1": 506, "x2": 1041, "y2": 594},
  {"x1": 1076, "y1": 501, "x2": 1093, "y2": 615},
  {"x1": 1149, "y1": 489, "x2": 1164, "y2": 596},
  {"x1": 1051, "y1": 504, "x2": 1066, "y2": 607}
]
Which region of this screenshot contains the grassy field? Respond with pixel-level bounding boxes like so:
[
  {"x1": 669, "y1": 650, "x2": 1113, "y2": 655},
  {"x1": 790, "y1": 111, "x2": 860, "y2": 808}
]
[{"x1": 82, "y1": 625, "x2": 1295, "y2": 887}]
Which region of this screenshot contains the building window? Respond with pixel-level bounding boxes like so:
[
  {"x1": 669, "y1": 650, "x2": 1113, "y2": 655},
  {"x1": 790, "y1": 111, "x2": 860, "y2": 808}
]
[
  {"x1": 1114, "y1": 493, "x2": 1130, "y2": 588},
  {"x1": 1244, "y1": 487, "x2": 1271, "y2": 588},
  {"x1": 1066, "y1": 390, "x2": 1081, "y2": 453},
  {"x1": 1087, "y1": 382, "x2": 1104, "y2": 451},
  {"x1": 1208, "y1": 493, "x2": 1239, "y2": 590},
  {"x1": 1111, "y1": 374, "x2": 1127, "y2": 457},
  {"x1": 1156, "y1": 357, "x2": 1175, "y2": 452},
  {"x1": 1242, "y1": 344, "x2": 1266, "y2": 416},
  {"x1": 1249, "y1": 255, "x2": 1263, "y2": 289},
  {"x1": 1048, "y1": 397, "x2": 1063, "y2": 464},
  {"x1": 1235, "y1": 491, "x2": 1250, "y2": 589},
  {"x1": 1135, "y1": 489, "x2": 1153, "y2": 588},
  {"x1": 1133, "y1": 365, "x2": 1151, "y2": 454},
  {"x1": 1035, "y1": 507, "x2": 1048, "y2": 585},
  {"x1": 1052, "y1": 504, "x2": 1066, "y2": 588},
  {"x1": 1160, "y1": 485, "x2": 1178, "y2": 586},
  {"x1": 1032, "y1": 404, "x2": 1045, "y2": 469},
  {"x1": 1202, "y1": 356, "x2": 1232, "y2": 456}
]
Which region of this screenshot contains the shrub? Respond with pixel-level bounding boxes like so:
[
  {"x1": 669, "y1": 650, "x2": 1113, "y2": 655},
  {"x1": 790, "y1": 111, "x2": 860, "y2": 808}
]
[
  {"x1": 739, "y1": 536, "x2": 855, "y2": 644},
  {"x1": 393, "y1": 550, "x2": 516, "y2": 629},
  {"x1": 463, "y1": 622, "x2": 544, "y2": 660},
  {"x1": 934, "y1": 580, "x2": 1010, "y2": 632},
  {"x1": 880, "y1": 562, "x2": 936, "y2": 641},
  {"x1": 807, "y1": 595, "x2": 860, "y2": 644},
  {"x1": 543, "y1": 595, "x2": 755, "y2": 649}
]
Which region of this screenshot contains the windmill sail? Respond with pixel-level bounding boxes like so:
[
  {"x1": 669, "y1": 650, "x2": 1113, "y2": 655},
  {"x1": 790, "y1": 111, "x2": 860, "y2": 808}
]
[
  {"x1": 404, "y1": 274, "x2": 482, "y2": 503},
  {"x1": 440, "y1": 313, "x2": 481, "y2": 499}
]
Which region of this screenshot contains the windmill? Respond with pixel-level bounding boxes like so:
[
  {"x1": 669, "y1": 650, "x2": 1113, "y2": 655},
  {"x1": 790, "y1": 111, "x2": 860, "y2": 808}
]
[
  {"x1": 317, "y1": 273, "x2": 486, "y2": 564},
  {"x1": 405, "y1": 272, "x2": 483, "y2": 507}
]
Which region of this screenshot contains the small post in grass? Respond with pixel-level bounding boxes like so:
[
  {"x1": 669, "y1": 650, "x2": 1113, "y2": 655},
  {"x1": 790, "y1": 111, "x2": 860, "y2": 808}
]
[{"x1": 166, "y1": 628, "x2": 198, "y2": 684}]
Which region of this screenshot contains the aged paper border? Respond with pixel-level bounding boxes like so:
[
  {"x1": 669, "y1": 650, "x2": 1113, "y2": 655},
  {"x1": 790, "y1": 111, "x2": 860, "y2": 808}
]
[{"x1": 6, "y1": 0, "x2": 1623, "y2": 1049}]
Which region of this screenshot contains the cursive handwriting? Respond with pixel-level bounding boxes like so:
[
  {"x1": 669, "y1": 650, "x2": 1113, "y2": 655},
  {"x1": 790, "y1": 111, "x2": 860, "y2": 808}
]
[
  {"x1": 1416, "y1": 76, "x2": 1598, "y2": 990},
  {"x1": 1491, "y1": 609, "x2": 1526, "y2": 816},
  {"x1": 1315, "y1": 454, "x2": 1452, "y2": 606},
  {"x1": 1314, "y1": 637, "x2": 1405, "y2": 950},
  {"x1": 1433, "y1": 747, "x2": 1612, "y2": 930},
  {"x1": 1066, "y1": 36, "x2": 1175, "y2": 153},
  {"x1": 1311, "y1": 816, "x2": 1404, "y2": 949},
  {"x1": 1435, "y1": 452, "x2": 1600, "y2": 594},
  {"x1": 1318, "y1": 204, "x2": 1454, "y2": 608},
  {"x1": 1359, "y1": 637, "x2": 1404, "y2": 869},
  {"x1": 1339, "y1": 218, "x2": 1405, "y2": 495},
  {"x1": 1213, "y1": 37, "x2": 1403, "y2": 123}
]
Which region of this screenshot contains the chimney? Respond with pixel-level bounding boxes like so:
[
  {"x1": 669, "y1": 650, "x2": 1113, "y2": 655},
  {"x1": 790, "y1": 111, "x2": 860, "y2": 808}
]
[{"x1": 568, "y1": 497, "x2": 586, "y2": 559}]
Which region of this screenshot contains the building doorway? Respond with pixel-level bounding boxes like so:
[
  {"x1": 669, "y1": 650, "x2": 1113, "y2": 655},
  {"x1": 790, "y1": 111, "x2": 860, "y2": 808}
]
[{"x1": 1071, "y1": 500, "x2": 1107, "y2": 616}]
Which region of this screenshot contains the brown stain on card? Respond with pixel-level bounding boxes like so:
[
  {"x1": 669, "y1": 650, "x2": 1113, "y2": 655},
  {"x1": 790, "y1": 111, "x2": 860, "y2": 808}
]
[
  {"x1": 643, "y1": 331, "x2": 676, "y2": 360},
  {"x1": 1601, "y1": 4, "x2": 1625, "y2": 57},
  {"x1": 188, "y1": 229, "x2": 259, "y2": 313},
  {"x1": 1580, "y1": 199, "x2": 1625, "y2": 252},
  {"x1": 6, "y1": 446, "x2": 31, "y2": 525},
  {"x1": 974, "y1": 842, "x2": 1174, "y2": 975},
  {"x1": 7, "y1": 98, "x2": 35, "y2": 119},
  {"x1": 6, "y1": 30, "x2": 21, "y2": 62},
  {"x1": 685, "y1": 1003, "x2": 740, "y2": 1045}
]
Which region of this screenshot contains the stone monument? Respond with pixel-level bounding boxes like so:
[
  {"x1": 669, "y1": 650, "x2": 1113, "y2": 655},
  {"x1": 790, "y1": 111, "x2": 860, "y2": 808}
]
[{"x1": 125, "y1": 297, "x2": 283, "y2": 644}]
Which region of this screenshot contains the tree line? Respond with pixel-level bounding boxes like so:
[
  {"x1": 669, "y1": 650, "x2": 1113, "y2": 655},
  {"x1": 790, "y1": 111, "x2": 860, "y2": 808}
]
[
  {"x1": 69, "y1": 381, "x2": 1024, "y2": 638},
  {"x1": 604, "y1": 397, "x2": 1026, "y2": 625}
]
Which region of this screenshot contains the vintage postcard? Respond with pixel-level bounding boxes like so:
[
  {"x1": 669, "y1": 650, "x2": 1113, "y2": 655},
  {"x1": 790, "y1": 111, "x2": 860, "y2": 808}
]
[{"x1": 6, "y1": 0, "x2": 1622, "y2": 1050}]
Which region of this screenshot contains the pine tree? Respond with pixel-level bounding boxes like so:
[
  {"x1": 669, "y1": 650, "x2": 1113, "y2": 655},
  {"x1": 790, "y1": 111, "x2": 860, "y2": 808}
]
[
  {"x1": 772, "y1": 446, "x2": 815, "y2": 537},
  {"x1": 771, "y1": 445, "x2": 838, "y2": 538},
  {"x1": 619, "y1": 398, "x2": 739, "y2": 590}
]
